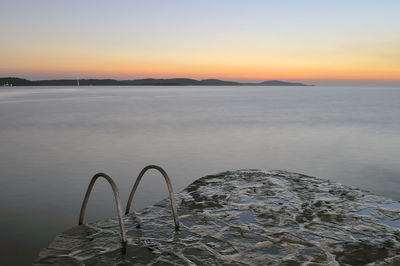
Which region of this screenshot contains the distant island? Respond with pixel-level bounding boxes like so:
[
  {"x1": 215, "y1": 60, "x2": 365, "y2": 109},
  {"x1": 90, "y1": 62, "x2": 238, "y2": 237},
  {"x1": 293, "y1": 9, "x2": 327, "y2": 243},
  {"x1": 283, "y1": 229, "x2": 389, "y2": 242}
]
[{"x1": 0, "y1": 77, "x2": 312, "y2": 87}]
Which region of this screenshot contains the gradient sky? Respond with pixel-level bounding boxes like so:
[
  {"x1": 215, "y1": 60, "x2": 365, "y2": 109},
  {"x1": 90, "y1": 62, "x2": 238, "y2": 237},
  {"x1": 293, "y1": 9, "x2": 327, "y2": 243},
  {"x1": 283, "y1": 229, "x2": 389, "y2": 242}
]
[{"x1": 1, "y1": 0, "x2": 400, "y2": 84}]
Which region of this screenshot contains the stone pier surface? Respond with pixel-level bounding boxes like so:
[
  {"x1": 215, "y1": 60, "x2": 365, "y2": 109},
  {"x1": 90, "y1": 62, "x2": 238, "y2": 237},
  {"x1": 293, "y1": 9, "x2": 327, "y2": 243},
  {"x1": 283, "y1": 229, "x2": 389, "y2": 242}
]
[{"x1": 36, "y1": 170, "x2": 400, "y2": 265}]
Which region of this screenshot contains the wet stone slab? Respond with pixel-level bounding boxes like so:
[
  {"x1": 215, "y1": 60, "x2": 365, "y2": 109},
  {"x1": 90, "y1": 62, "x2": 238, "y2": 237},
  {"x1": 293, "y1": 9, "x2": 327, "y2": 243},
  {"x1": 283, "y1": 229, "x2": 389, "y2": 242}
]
[{"x1": 36, "y1": 170, "x2": 400, "y2": 265}]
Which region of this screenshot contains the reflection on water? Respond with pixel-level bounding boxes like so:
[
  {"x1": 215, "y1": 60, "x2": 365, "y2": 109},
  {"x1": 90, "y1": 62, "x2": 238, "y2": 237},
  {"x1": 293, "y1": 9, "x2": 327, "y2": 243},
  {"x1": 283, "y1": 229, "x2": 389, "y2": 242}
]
[{"x1": 0, "y1": 85, "x2": 399, "y2": 264}]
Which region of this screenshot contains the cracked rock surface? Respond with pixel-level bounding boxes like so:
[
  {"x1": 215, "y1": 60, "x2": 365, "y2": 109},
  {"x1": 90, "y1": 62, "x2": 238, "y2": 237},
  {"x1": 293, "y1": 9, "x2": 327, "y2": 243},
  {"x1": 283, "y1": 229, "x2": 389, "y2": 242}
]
[{"x1": 36, "y1": 170, "x2": 400, "y2": 265}]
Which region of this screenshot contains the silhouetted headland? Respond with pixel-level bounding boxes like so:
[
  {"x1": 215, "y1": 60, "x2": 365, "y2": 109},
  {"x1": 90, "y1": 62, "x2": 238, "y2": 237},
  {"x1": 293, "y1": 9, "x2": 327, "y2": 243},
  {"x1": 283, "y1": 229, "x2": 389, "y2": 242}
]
[{"x1": 1, "y1": 77, "x2": 312, "y2": 86}]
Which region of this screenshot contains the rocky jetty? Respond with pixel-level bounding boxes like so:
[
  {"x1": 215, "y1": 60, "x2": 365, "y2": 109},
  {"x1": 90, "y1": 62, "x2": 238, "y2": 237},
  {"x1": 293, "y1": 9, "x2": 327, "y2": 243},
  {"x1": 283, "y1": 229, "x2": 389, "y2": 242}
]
[{"x1": 36, "y1": 170, "x2": 400, "y2": 265}]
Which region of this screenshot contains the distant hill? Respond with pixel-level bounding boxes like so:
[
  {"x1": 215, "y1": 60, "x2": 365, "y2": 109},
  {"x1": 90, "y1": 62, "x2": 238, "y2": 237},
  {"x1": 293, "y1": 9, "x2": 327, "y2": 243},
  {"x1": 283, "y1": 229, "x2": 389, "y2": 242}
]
[
  {"x1": 1, "y1": 77, "x2": 312, "y2": 86},
  {"x1": 121, "y1": 78, "x2": 202, "y2": 86},
  {"x1": 200, "y1": 79, "x2": 241, "y2": 85},
  {"x1": 0, "y1": 77, "x2": 32, "y2": 86},
  {"x1": 258, "y1": 80, "x2": 307, "y2": 86}
]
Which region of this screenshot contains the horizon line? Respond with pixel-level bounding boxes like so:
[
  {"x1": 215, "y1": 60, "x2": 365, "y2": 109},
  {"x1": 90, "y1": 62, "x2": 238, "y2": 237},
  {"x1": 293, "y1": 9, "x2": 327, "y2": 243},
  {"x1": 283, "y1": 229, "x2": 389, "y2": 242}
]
[{"x1": 2, "y1": 75, "x2": 400, "y2": 82}]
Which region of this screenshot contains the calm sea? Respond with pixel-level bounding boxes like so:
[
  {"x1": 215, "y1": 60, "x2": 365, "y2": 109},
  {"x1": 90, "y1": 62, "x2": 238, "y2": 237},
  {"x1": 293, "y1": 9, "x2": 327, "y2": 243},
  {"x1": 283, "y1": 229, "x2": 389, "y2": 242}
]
[{"x1": 1, "y1": 85, "x2": 399, "y2": 264}]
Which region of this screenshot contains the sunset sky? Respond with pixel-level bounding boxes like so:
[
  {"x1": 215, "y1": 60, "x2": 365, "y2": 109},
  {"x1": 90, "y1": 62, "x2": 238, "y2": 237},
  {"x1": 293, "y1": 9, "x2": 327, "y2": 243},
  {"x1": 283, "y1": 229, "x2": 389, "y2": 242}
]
[{"x1": 1, "y1": 0, "x2": 400, "y2": 84}]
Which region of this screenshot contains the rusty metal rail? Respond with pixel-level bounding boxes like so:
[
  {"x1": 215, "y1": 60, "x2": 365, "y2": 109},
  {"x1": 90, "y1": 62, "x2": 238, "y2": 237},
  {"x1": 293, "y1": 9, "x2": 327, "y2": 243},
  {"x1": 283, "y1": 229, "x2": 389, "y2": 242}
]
[
  {"x1": 77, "y1": 165, "x2": 178, "y2": 251},
  {"x1": 125, "y1": 165, "x2": 179, "y2": 230},
  {"x1": 79, "y1": 173, "x2": 127, "y2": 245}
]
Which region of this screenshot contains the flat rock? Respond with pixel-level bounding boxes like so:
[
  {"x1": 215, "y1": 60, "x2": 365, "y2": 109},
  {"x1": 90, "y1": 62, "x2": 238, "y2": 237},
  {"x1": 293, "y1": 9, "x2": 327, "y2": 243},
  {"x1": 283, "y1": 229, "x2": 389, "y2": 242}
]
[{"x1": 36, "y1": 170, "x2": 400, "y2": 265}]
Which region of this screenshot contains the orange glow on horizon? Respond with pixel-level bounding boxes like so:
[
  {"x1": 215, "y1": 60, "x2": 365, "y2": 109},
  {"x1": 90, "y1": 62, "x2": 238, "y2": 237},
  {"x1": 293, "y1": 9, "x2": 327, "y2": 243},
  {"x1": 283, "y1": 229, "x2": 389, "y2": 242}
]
[
  {"x1": 1, "y1": 45, "x2": 399, "y2": 82},
  {"x1": 2, "y1": 1, "x2": 400, "y2": 85},
  {"x1": 2, "y1": 63, "x2": 399, "y2": 82},
  {"x1": 1, "y1": 30, "x2": 399, "y2": 83}
]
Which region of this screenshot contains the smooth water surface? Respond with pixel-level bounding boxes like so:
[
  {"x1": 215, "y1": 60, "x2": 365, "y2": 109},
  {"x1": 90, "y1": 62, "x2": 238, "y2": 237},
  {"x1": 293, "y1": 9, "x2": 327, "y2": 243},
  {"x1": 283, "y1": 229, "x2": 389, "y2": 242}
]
[{"x1": 0, "y1": 85, "x2": 399, "y2": 264}]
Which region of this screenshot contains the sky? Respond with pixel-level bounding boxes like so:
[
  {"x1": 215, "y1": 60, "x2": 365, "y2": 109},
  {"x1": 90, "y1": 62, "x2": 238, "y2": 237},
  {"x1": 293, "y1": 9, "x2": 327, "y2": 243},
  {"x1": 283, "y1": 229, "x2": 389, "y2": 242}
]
[{"x1": 1, "y1": 0, "x2": 400, "y2": 85}]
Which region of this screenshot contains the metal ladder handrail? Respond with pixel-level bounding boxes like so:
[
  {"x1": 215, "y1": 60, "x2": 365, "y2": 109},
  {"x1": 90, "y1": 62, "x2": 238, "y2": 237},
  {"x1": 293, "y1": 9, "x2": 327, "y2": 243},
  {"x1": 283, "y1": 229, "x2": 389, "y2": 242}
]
[
  {"x1": 125, "y1": 165, "x2": 179, "y2": 230},
  {"x1": 79, "y1": 173, "x2": 127, "y2": 245}
]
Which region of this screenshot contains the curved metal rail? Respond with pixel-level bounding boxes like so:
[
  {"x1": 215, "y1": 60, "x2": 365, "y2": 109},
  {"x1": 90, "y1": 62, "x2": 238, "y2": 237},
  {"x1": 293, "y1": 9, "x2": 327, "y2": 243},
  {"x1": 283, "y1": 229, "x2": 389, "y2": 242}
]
[
  {"x1": 125, "y1": 165, "x2": 179, "y2": 229},
  {"x1": 79, "y1": 173, "x2": 127, "y2": 245}
]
